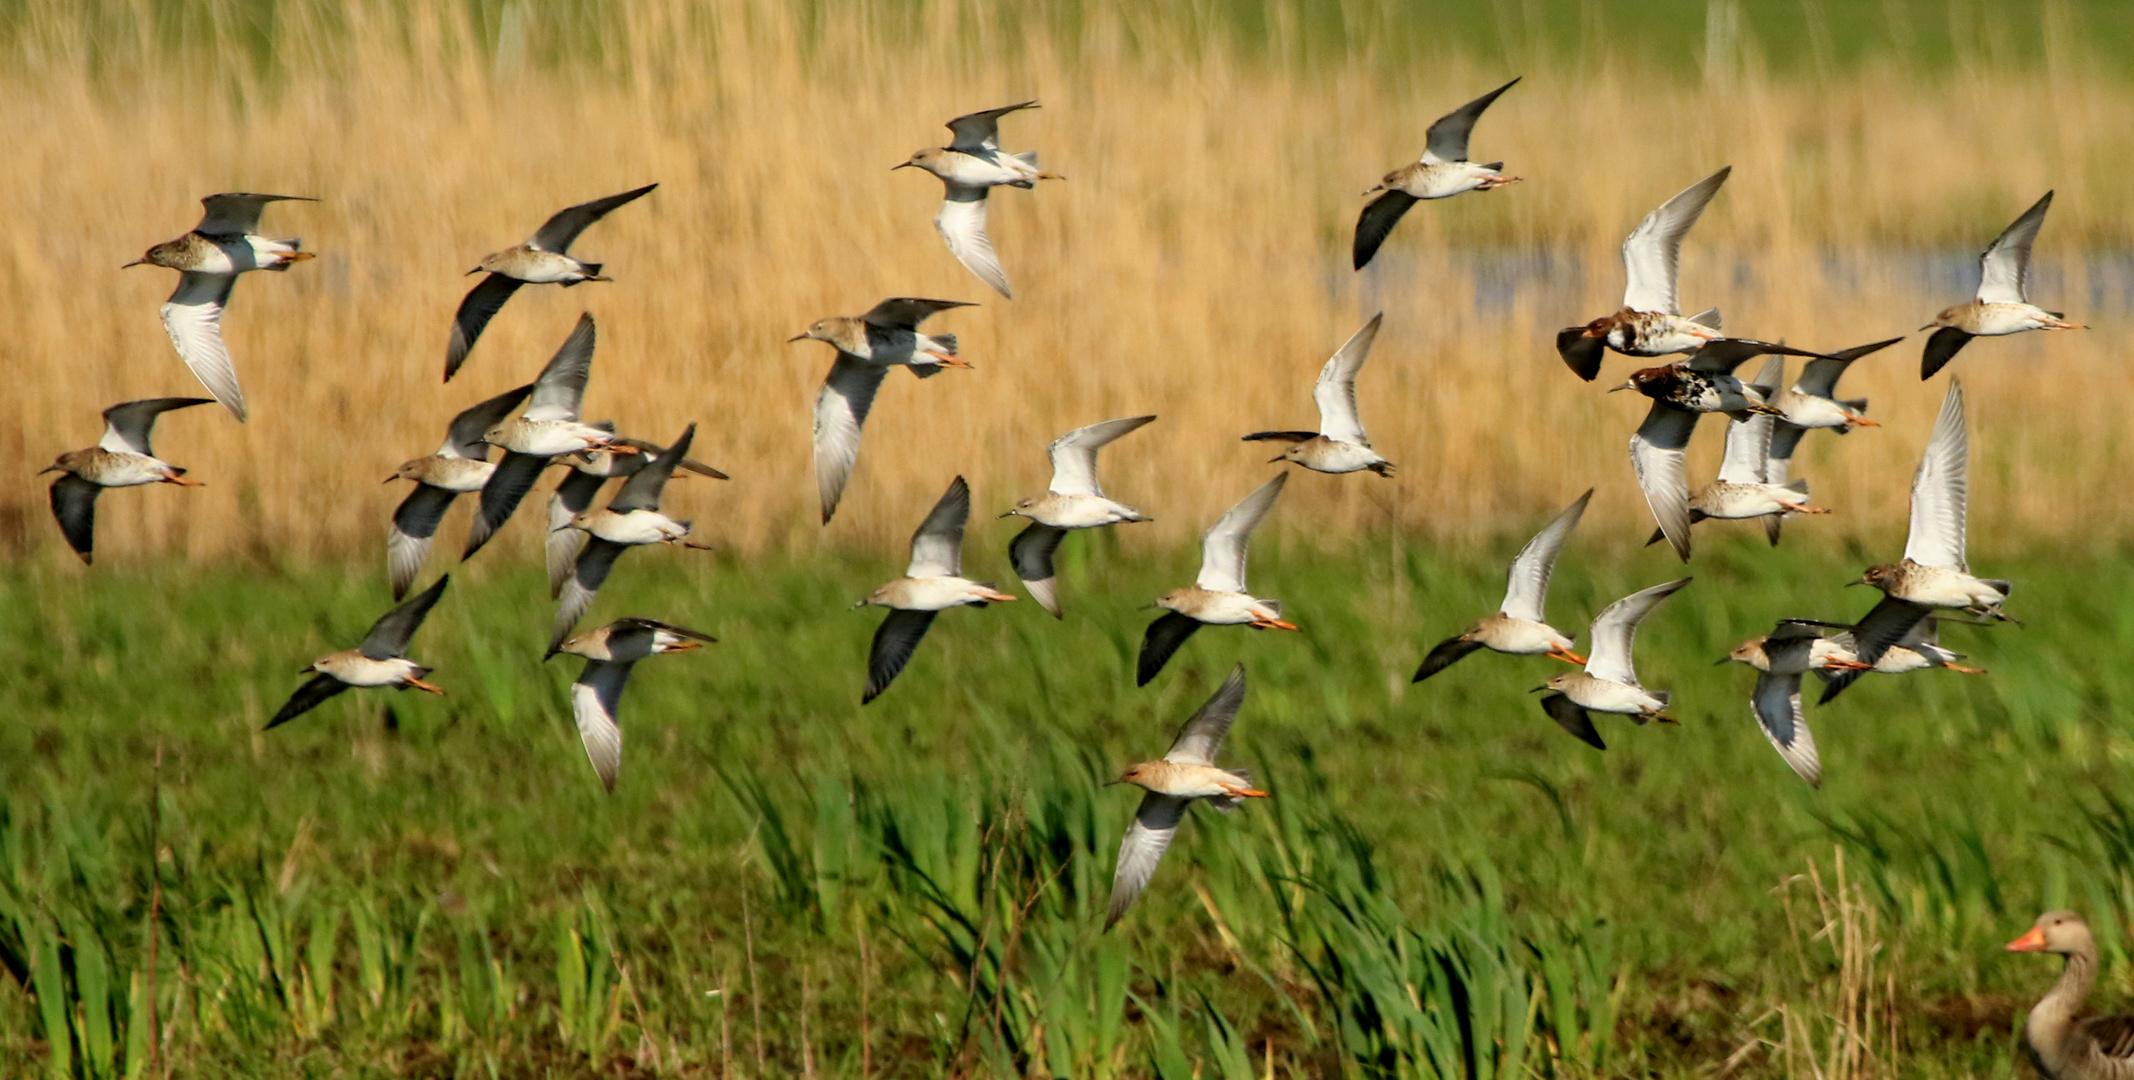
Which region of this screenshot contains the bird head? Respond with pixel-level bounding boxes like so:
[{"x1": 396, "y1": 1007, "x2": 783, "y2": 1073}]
[{"x1": 2007, "y1": 911, "x2": 2089, "y2": 955}]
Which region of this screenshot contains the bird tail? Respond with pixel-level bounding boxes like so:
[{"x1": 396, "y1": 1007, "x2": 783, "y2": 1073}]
[
  {"x1": 1208, "y1": 769, "x2": 1254, "y2": 813},
  {"x1": 928, "y1": 333, "x2": 958, "y2": 357},
  {"x1": 1785, "y1": 478, "x2": 1810, "y2": 496}
]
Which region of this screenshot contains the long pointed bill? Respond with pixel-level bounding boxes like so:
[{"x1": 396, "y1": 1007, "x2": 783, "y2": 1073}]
[
  {"x1": 1609, "y1": 381, "x2": 1635, "y2": 393},
  {"x1": 787, "y1": 333, "x2": 808, "y2": 343},
  {"x1": 891, "y1": 162, "x2": 913, "y2": 171},
  {"x1": 122, "y1": 259, "x2": 149, "y2": 269},
  {"x1": 2006, "y1": 926, "x2": 2048, "y2": 952}
]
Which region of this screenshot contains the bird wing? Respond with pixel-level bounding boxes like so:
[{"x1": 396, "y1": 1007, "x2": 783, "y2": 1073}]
[
  {"x1": 464, "y1": 451, "x2": 550, "y2": 558},
  {"x1": 552, "y1": 540, "x2": 627, "y2": 653},
  {"x1": 1716, "y1": 411, "x2": 1774, "y2": 485},
  {"x1": 360, "y1": 574, "x2": 450, "y2": 660},
  {"x1": 863, "y1": 608, "x2": 939, "y2": 704},
  {"x1": 1751, "y1": 671, "x2": 1821, "y2": 787},
  {"x1": 530, "y1": 183, "x2": 657, "y2": 252},
  {"x1": 195, "y1": 192, "x2": 311, "y2": 236},
  {"x1": 1501, "y1": 488, "x2": 1591, "y2": 623},
  {"x1": 935, "y1": 185, "x2": 1011, "y2": 299},
  {"x1": 1795, "y1": 337, "x2": 1900, "y2": 398},
  {"x1": 1048, "y1": 415, "x2": 1156, "y2": 497},
  {"x1": 1818, "y1": 596, "x2": 1931, "y2": 704},
  {"x1": 1312, "y1": 313, "x2": 1383, "y2": 446},
  {"x1": 1540, "y1": 693, "x2": 1606, "y2": 750},
  {"x1": 608, "y1": 424, "x2": 694, "y2": 514},
  {"x1": 1009, "y1": 522, "x2": 1069, "y2": 617},
  {"x1": 1902, "y1": 379, "x2": 1969, "y2": 570},
  {"x1": 1165, "y1": 664, "x2": 1247, "y2": 766},
  {"x1": 945, "y1": 101, "x2": 1038, "y2": 152},
  {"x1": 1196, "y1": 473, "x2": 1286, "y2": 594},
  {"x1": 1919, "y1": 327, "x2": 1973, "y2": 380},
  {"x1": 1554, "y1": 327, "x2": 1609, "y2": 382},
  {"x1": 907, "y1": 476, "x2": 971, "y2": 579},
  {"x1": 525, "y1": 313, "x2": 597, "y2": 421},
  {"x1": 1352, "y1": 191, "x2": 1419, "y2": 272},
  {"x1": 1421, "y1": 76, "x2": 1519, "y2": 164},
  {"x1": 1766, "y1": 421, "x2": 1806, "y2": 482},
  {"x1": 570, "y1": 659, "x2": 634, "y2": 792},
  {"x1": 1621, "y1": 166, "x2": 1730, "y2": 315},
  {"x1": 98, "y1": 397, "x2": 212, "y2": 457},
  {"x1": 1585, "y1": 577, "x2": 1692, "y2": 687},
  {"x1": 1631, "y1": 403, "x2": 1699, "y2": 563},
  {"x1": 547, "y1": 472, "x2": 606, "y2": 597},
  {"x1": 1137, "y1": 612, "x2": 1204, "y2": 687},
  {"x1": 264, "y1": 673, "x2": 351, "y2": 730},
  {"x1": 161, "y1": 273, "x2": 245, "y2": 421},
  {"x1": 1105, "y1": 792, "x2": 1188, "y2": 930},
  {"x1": 444, "y1": 382, "x2": 535, "y2": 459},
  {"x1": 814, "y1": 355, "x2": 889, "y2": 525},
  {"x1": 48, "y1": 475, "x2": 100, "y2": 564},
  {"x1": 1683, "y1": 338, "x2": 1827, "y2": 376},
  {"x1": 443, "y1": 275, "x2": 526, "y2": 382},
  {"x1": 861, "y1": 297, "x2": 975, "y2": 331},
  {"x1": 1413, "y1": 637, "x2": 1487, "y2": 682},
  {"x1": 387, "y1": 484, "x2": 458, "y2": 600},
  {"x1": 1975, "y1": 191, "x2": 2052, "y2": 305},
  {"x1": 2074, "y1": 1015, "x2": 2134, "y2": 1062}
]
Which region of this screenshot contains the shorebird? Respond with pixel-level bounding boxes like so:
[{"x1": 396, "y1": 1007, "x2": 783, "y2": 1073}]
[
  {"x1": 1105, "y1": 664, "x2": 1262, "y2": 930},
  {"x1": 445, "y1": 184, "x2": 656, "y2": 380},
  {"x1": 41, "y1": 397, "x2": 213, "y2": 565},
  {"x1": 550, "y1": 425, "x2": 710, "y2": 653},
  {"x1": 1352, "y1": 78, "x2": 1521, "y2": 271},
  {"x1": 895, "y1": 101, "x2": 1059, "y2": 298},
  {"x1": 1644, "y1": 359, "x2": 1826, "y2": 550},
  {"x1": 1533, "y1": 578, "x2": 1691, "y2": 750},
  {"x1": 384, "y1": 382, "x2": 533, "y2": 598},
  {"x1": 1414, "y1": 489, "x2": 1592, "y2": 681},
  {"x1": 125, "y1": 193, "x2": 316, "y2": 421},
  {"x1": 1821, "y1": 379, "x2": 2013, "y2": 704},
  {"x1": 1720, "y1": 620, "x2": 1863, "y2": 787},
  {"x1": 463, "y1": 313, "x2": 616, "y2": 557},
  {"x1": 1921, "y1": 192, "x2": 2083, "y2": 380},
  {"x1": 1138, "y1": 474, "x2": 1293, "y2": 687},
  {"x1": 1241, "y1": 314, "x2": 1394, "y2": 477},
  {"x1": 1764, "y1": 337, "x2": 1899, "y2": 542},
  {"x1": 267, "y1": 576, "x2": 450, "y2": 729},
  {"x1": 2005, "y1": 911, "x2": 2134, "y2": 1080},
  {"x1": 793, "y1": 298, "x2": 975, "y2": 524},
  {"x1": 552, "y1": 618, "x2": 714, "y2": 792},
  {"x1": 1001, "y1": 415, "x2": 1156, "y2": 616},
  {"x1": 547, "y1": 437, "x2": 727, "y2": 599},
  {"x1": 857, "y1": 476, "x2": 1017, "y2": 703},
  {"x1": 1556, "y1": 167, "x2": 1740, "y2": 380},
  {"x1": 1810, "y1": 618, "x2": 1986, "y2": 681}
]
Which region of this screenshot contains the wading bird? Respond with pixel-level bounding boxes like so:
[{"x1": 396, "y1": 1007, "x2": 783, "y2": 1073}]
[{"x1": 445, "y1": 184, "x2": 657, "y2": 380}]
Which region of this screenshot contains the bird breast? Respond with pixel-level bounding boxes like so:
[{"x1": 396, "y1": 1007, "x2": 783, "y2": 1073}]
[
  {"x1": 1889, "y1": 563, "x2": 2004, "y2": 607},
  {"x1": 1023, "y1": 494, "x2": 1140, "y2": 529},
  {"x1": 584, "y1": 509, "x2": 687, "y2": 545},
  {"x1": 315, "y1": 651, "x2": 422, "y2": 687},
  {"x1": 1476, "y1": 615, "x2": 1570, "y2": 655},
  {"x1": 1612, "y1": 312, "x2": 1717, "y2": 355},
  {"x1": 1775, "y1": 392, "x2": 1854, "y2": 429},
  {"x1": 1161, "y1": 589, "x2": 1267, "y2": 625},
  {"x1": 482, "y1": 246, "x2": 588, "y2": 283},
  {"x1": 1559, "y1": 672, "x2": 1660, "y2": 714},
  {"x1": 1399, "y1": 161, "x2": 1498, "y2": 200},
  {"x1": 490, "y1": 419, "x2": 603, "y2": 456},
  {"x1": 403, "y1": 456, "x2": 494, "y2": 492},
  {"x1": 877, "y1": 576, "x2": 993, "y2": 611},
  {"x1": 927, "y1": 150, "x2": 1035, "y2": 188},
  {"x1": 1688, "y1": 482, "x2": 1793, "y2": 518},
  {"x1": 1286, "y1": 438, "x2": 1383, "y2": 474},
  {"x1": 1127, "y1": 761, "x2": 1240, "y2": 799},
  {"x1": 1965, "y1": 302, "x2": 2054, "y2": 336},
  {"x1": 61, "y1": 448, "x2": 172, "y2": 488}
]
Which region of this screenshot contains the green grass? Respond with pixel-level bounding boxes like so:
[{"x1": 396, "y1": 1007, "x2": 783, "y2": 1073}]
[{"x1": 4, "y1": 531, "x2": 2134, "y2": 1076}]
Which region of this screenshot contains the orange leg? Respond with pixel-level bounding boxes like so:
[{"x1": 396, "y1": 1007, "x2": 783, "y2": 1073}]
[
  {"x1": 1250, "y1": 618, "x2": 1300, "y2": 631},
  {"x1": 1780, "y1": 502, "x2": 1830, "y2": 515},
  {"x1": 162, "y1": 473, "x2": 205, "y2": 487},
  {"x1": 925, "y1": 352, "x2": 972, "y2": 368},
  {"x1": 403, "y1": 677, "x2": 446, "y2": 695},
  {"x1": 1546, "y1": 647, "x2": 1588, "y2": 665},
  {"x1": 1944, "y1": 663, "x2": 1987, "y2": 675},
  {"x1": 1218, "y1": 782, "x2": 1270, "y2": 799}
]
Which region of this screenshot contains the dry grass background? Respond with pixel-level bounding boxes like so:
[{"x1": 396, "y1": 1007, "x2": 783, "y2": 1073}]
[{"x1": 4, "y1": 0, "x2": 2131, "y2": 571}]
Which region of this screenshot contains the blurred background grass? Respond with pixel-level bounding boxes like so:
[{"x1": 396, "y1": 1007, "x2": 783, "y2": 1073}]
[{"x1": 7, "y1": 0, "x2": 2134, "y2": 1075}]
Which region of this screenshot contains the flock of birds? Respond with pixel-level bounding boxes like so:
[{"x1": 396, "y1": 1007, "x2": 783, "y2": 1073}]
[{"x1": 38, "y1": 83, "x2": 2104, "y2": 995}]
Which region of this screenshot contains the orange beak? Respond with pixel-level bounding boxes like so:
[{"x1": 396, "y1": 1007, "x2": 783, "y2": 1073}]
[{"x1": 2006, "y1": 926, "x2": 2048, "y2": 952}]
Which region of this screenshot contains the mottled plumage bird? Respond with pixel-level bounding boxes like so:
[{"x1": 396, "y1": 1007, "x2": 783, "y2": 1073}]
[
  {"x1": 551, "y1": 618, "x2": 715, "y2": 792},
  {"x1": 267, "y1": 576, "x2": 451, "y2": 730},
  {"x1": 445, "y1": 184, "x2": 656, "y2": 380},
  {"x1": 895, "y1": 102, "x2": 1059, "y2": 298},
  {"x1": 42, "y1": 397, "x2": 214, "y2": 565},
  {"x1": 1920, "y1": 192, "x2": 2083, "y2": 380},
  {"x1": 792, "y1": 297, "x2": 975, "y2": 524}
]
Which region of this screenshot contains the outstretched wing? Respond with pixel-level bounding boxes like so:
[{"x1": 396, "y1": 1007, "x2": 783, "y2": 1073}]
[
  {"x1": 1421, "y1": 77, "x2": 1519, "y2": 165},
  {"x1": 264, "y1": 673, "x2": 350, "y2": 730},
  {"x1": 814, "y1": 356, "x2": 890, "y2": 524},
  {"x1": 1312, "y1": 314, "x2": 1382, "y2": 446},
  {"x1": 1413, "y1": 637, "x2": 1485, "y2": 682},
  {"x1": 1795, "y1": 337, "x2": 1900, "y2": 399},
  {"x1": 863, "y1": 609, "x2": 939, "y2": 704},
  {"x1": 946, "y1": 101, "x2": 1038, "y2": 153},
  {"x1": 196, "y1": 193, "x2": 312, "y2": 236},
  {"x1": 1630, "y1": 404, "x2": 1699, "y2": 563},
  {"x1": 907, "y1": 476, "x2": 971, "y2": 579},
  {"x1": 1903, "y1": 379, "x2": 1968, "y2": 570},
  {"x1": 530, "y1": 184, "x2": 657, "y2": 252},
  {"x1": 1818, "y1": 596, "x2": 1931, "y2": 704},
  {"x1": 1105, "y1": 792, "x2": 1187, "y2": 930},
  {"x1": 1352, "y1": 190, "x2": 1418, "y2": 272},
  {"x1": 1585, "y1": 578, "x2": 1692, "y2": 687},
  {"x1": 1975, "y1": 191, "x2": 2052, "y2": 305},
  {"x1": 444, "y1": 382, "x2": 535, "y2": 459},
  {"x1": 1501, "y1": 489, "x2": 1591, "y2": 623},
  {"x1": 1540, "y1": 693, "x2": 1606, "y2": 750},
  {"x1": 1136, "y1": 612, "x2": 1203, "y2": 687},
  {"x1": 862, "y1": 297, "x2": 975, "y2": 332},
  {"x1": 936, "y1": 185, "x2": 1011, "y2": 299},
  {"x1": 49, "y1": 475, "x2": 101, "y2": 564},
  {"x1": 526, "y1": 313, "x2": 597, "y2": 421},
  {"x1": 608, "y1": 424, "x2": 694, "y2": 514},
  {"x1": 464, "y1": 451, "x2": 550, "y2": 558},
  {"x1": 1621, "y1": 166, "x2": 1730, "y2": 315},
  {"x1": 570, "y1": 659, "x2": 635, "y2": 792},
  {"x1": 552, "y1": 540, "x2": 627, "y2": 655},
  {"x1": 1009, "y1": 522, "x2": 1069, "y2": 618},
  {"x1": 387, "y1": 484, "x2": 457, "y2": 600},
  {"x1": 360, "y1": 575, "x2": 450, "y2": 660},
  {"x1": 161, "y1": 272, "x2": 245, "y2": 421},
  {"x1": 1165, "y1": 664, "x2": 1247, "y2": 766},
  {"x1": 443, "y1": 274, "x2": 526, "y2": 381},
  {"x1": 1196, "y1": 474, "x2": 1286, "y2": 594},
  {"x1": 1048, "y1": 415, "x2": 1156, "y2": 497}
]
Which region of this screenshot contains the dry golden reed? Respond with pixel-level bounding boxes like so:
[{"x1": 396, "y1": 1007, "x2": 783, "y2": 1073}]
[{"x1": 3, "y1": 0, "x2": 2129, "y2": 571}]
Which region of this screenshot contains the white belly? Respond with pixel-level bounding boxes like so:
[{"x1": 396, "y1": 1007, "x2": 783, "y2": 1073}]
[
  {"x1": 1181, "y1": 591, "x2": 1274, "y2": 626},
  {"x1": 935, "y1": 151, "x2": 1038, "y2": 188},
  {"x1": 1481, "y1": 617, "x2": 1571, "y2": 655},
  {"x1": 496, "y1": 419, "x2": 606, "y2": 457},
  {"x1": 94, "y1": 454, "x2": 178, "y2": 488},
  {"x1": 588, "y1": 510, "x2": 687, "y2": 545},
  {"x1": 1296, "y1": 440, "x2": 1387, "y2": 475},
  {"x1": 316, "y1": 652, "x2": 420, "y2": 688},
  {"x1": 1691, "y1": 483, "x2": 1794, "y2": 519},
  {"x1": 897, "y1": 576, "x2": 993, "y2": 611},
  {"x1": 1776, "y1": 393, "x2": 1851, "y2": 429},
  {"x1": 1969, "y1": 303, "x2": 2053, "y2": 337},
  {"x1": 1032, "y1": 495, "x2": 1142, "y2": 529},
  {"x1": 1566, "y1": 677, "x2": 1663, "y2": 716}
]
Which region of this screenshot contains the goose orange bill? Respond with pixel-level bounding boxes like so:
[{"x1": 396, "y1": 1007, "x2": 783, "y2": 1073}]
[{"x1": 2007, "y1": 926, "x2": 2048, "y2": 952}]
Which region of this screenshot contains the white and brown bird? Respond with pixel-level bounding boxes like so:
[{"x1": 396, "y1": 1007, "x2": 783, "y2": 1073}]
[
  {"x1": 1352, "y1": 78, "x2": 1521, "y2": 270},
  {"x1": 546, "y1": 437, "x2": 727, "y2": 599},
  {"x1": 125, "y1": 193, "x2": 316, "y2": 421},
  {"x1": 384, "y1": 382, "x2": 534, "y2": 599},
  {"x1": 1139, "y1": 474, "x2": 1294, "y2": 687},
  {"x1": 267, "y1": 576, "x2": 451, "y2": 730},
  {"x1": 550, "y1": 425, "x2": 711, "y2": 654},
  {"x1": 463, "y1": 313, "x2": 617, "y2": 558},
  {"x1": 1556, "y1": 168, "x2": 1740, "y2": 380},
  {"x1": 42, "y1": 397, "x2": 214, "y2": 565},
  {"x1": 1643, "y1": 359, "x2": 1826, "y2": 551},
  {"x1": 552, "y1": 618, "x2": 714, "y2": 793},
  {"x1": 1534, "y1": 578, "x2": 1691, "y2": 750},
  {"x1": 895, "y1": 102, "x2": 1059, "y2": 298},
  {"x1": 793, "y1": 298, "x2": 975, "y2": 524},
  {"x1": 1821, "y1": 379, "x2": 2012, "y2": 703},
  {"x1": 445, "y1": 184, "x2": 656, "y2": 380},
  {"x1": 1414, "y1": 489, "x2": 1592, "y2": 681},
  {"x1": 857, "y1": 477, "x2": 1017, "y2": 704},
  {"x1": 1105, "y1": 664, "x2": 1264, "y2": 930},
  {"x1": 2007, "y1": 911, "x2": 2134, "y2": 1080},
  {"x1": 1764, "y1": 337, "x2": 1899, "y2": 543},
  {"x1": 1001, "y1": 415, "x2": 1156, "y2": 617},
  {"x1": 1241, "y1": 314, "x2": 1394, "y2": 477},
  {"x1": 1921, "y1": 192, "x2": 2084, "y2": 380},
  {"x1": 1719, "y1": 620, "x2": 1863, "y2": 787}
]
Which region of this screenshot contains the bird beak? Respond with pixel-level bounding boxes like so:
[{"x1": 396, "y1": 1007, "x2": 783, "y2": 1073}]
[
  {"x1": 383, "y1": 475, "x2": 398, "y2": 483},
  {"x1": 787, "y1": 333, "x2": 808, "y2": 343},
  {"x1": 1528, "y1": 685, "x2": 1549, "y2": 693},
  {"x1": 298, "y1": 665, "x2": 318, "y2": 674},
  {"x1": 1715, "y1": 656, "x2": 1733, "y2": 666},
  {"x1": 997, "y1": 510, "x2": 1017, "y2": 519},
  {"x1": 467, "y1": 267, "x2": 484, "y2": 276},
  {"x1": 36, "y1": 465, "x2": 59, "y2": 475},
  {"x1": 1917, "y1": 323, "x2": 1936, "y2": 332},
  {"x1": 851, "y1": 600, "x2": 867, "y2": 610},
  {"x1": 1267, "y1": 455, "x2": 1286, "y2": 464},
  {"x1": 122, "y1": 258, "x2": 148, "y2": 269},
  {"x1": 1845, "y1": 579, "x2": 1866, "y2": 588},
  {"x1": 2006, "y1": 927, "x2": 2048, "y2": 952},
  {"x1": 1361, "y1": 185, "x2": 1384, "y2": 197},
  {"x1": 1608, "y1": 380, "x2": 1635, "y2": 393},
  {"x1": 891, "y1": 161, "x2": 913, "y2": 171}
]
